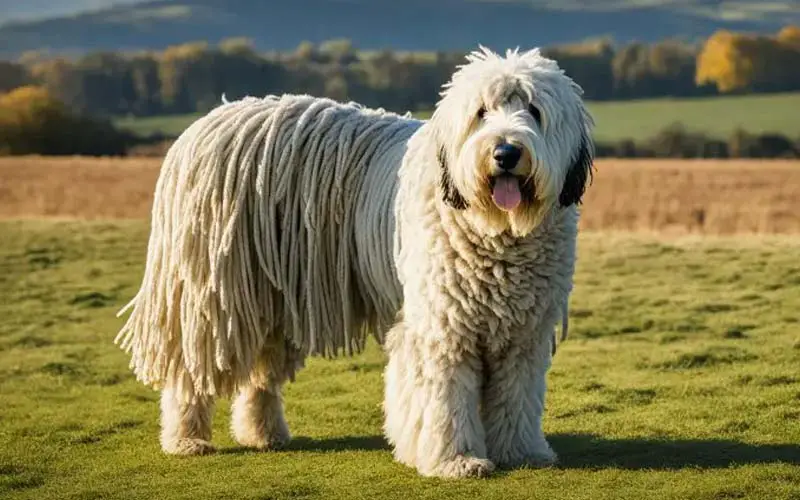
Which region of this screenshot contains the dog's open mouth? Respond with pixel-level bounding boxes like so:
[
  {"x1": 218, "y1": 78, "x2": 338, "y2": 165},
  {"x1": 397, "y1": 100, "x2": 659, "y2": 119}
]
[{"x1": 490, "y1": 173, "x2": 523, "y2": 211}]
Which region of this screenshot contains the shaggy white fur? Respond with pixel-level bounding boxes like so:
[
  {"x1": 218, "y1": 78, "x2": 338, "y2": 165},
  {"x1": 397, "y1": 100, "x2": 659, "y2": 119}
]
[
  {"x1": 384, "y1": 47, "x2": 593, "y2": 477},
  {"x1": 115, "y1": 46, "x2": 594, "y2": 478}
]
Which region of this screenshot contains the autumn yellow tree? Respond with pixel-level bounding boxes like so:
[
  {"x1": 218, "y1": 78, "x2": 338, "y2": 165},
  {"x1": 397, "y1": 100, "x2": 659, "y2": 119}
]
[
  {"x1": 777, "y1": 25, "x2": 800, "y2": 49},
  {"x1": 696, "y1": 30, "x2": 754, "y2": 92},
  {"x1": 697, "y1": 26, "x2": 800, "y2": 93},
  {"x1": 0, "y1": 86, "x2": 69, "y2": 154},
  {"x1": 0, "y1": 85, "x2": 128, "y2": 156}
]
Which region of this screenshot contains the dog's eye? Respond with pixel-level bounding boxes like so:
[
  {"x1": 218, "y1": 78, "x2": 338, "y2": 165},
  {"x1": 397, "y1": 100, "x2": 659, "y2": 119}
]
[
  {"x1": 528, "y1": 103, "x2": 542, "y2": 126},
  {"x1": 477, "y1": 106, "x2": 487, "y2": 120}
]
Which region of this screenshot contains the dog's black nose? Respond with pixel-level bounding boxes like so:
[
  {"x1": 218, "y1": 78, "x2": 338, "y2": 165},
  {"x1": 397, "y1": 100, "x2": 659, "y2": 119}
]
[{"x1": 493, "y1": 143, "x2": 522, "y2": 171}]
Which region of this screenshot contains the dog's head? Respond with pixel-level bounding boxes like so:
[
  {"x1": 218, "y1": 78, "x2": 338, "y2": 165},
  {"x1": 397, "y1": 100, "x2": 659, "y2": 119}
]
[{"x1": 429, "y1": 47, "x2": 594, "y2": 237}]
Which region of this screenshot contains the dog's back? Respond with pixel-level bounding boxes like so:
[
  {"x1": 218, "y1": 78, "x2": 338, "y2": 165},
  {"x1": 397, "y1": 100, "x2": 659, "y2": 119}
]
[{"x1": 116, "y1": 94, "x2": 420, "y2": 399}]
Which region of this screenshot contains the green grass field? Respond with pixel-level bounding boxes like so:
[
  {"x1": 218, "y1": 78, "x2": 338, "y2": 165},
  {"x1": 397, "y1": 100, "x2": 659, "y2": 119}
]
[
  {"x1": 1, "y1": 220, "x2": 799, "y2": 499},
  {"x1": 115, "y1": 92, "x2": 800, "y2": 143},
  {"x1": 115, "y1": 112, "x2": 205, "y2": 139},
  {"x1": 586, "y1": 92, "x2": 800, "y2": 142}
]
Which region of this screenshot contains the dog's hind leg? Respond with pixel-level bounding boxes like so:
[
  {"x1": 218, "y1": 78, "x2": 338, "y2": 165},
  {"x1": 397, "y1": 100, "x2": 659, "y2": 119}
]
[
  {"x1": 230, "y1": 338, "x2": 302, "y2": 451},
  {"x1": 230, "y1": 383, "x2": 291, "y2": 451},
  {"x1": 160, "y1": 383, "x2": 216, "y2": 456}
]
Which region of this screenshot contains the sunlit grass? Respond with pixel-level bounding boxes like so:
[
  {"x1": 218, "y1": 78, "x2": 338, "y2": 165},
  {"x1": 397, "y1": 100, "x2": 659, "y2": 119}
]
[{"x1": 0, "y1": 220, "x2": 799, "y2": 499}]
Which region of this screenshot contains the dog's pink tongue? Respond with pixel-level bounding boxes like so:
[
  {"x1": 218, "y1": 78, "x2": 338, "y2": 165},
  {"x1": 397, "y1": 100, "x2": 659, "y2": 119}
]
[{"x1": 492, "y1": 176, "x2": 521, "y2": 211}]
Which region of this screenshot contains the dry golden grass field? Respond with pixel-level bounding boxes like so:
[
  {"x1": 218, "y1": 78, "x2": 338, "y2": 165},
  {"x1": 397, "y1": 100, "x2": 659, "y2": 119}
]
[{"x1": 1, "y1": 156, "x2": 799, "y2": 234}]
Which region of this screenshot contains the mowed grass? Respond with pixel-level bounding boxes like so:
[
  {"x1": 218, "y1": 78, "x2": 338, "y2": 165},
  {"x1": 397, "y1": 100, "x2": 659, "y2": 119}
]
[
  {"x1": 114, "y1": 92, "x2": 800, "y2": 143},
  {"x1": 1, "y1": 220, "x2": 800, "y2": 499},
  {"x1": 115, "y1": 112, "x2": 205, "y2": 138},
  {"x1": 586, "y1": 92, "x2": 800, "y2": 142}
]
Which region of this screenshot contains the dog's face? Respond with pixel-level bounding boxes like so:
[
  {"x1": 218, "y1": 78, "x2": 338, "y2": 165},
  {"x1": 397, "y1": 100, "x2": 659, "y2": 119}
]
[{"x1": 431, "y1": 47, "x2": 594, "y2": 237}]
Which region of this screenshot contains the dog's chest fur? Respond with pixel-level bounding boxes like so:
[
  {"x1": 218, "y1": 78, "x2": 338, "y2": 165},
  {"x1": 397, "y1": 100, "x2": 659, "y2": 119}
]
[
  {"x1": 450, "y1": 210, "x2": 572, "y2": 351},
  {"x1": 397, "y1": 194, "x2": 576, "y2": 358}
]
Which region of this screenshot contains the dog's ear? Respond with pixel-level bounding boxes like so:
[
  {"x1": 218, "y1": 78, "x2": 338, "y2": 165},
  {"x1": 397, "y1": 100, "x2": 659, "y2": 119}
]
[
  {"x1": 438, "y1": 145, "x2": 468, "y2": 210},
  {"x1": 559, "y1": 136, "x2": 594, "y2": 207}
]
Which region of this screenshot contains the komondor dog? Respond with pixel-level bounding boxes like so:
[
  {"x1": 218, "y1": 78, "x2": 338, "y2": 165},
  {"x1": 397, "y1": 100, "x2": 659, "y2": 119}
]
[{"x1": 115, "y1": 46, "x2": 594, "y2": 478}]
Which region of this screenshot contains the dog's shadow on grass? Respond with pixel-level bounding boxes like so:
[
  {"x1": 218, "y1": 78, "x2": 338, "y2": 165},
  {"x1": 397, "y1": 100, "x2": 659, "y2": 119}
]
[
  {"x1": 285, "y1": 435, "x2": 391, "y2": 452},
  {"x1": 223, "y1": 433, "x2": 800, "y2": 470},
  {"x1": 549, "y1": 433, "x2": 800, "y2": 470},
  {"x1": 220, "y1": 435, "x2": 390, "y2": 455}
]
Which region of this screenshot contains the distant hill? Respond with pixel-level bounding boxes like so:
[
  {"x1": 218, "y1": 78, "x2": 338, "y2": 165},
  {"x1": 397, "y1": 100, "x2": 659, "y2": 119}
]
[
  {"x1": 0, "y1": 0, "x2": 798, "y2": 57},
  {"x1": 0, "y1": 1, "x2": 144, "y2": 24}
]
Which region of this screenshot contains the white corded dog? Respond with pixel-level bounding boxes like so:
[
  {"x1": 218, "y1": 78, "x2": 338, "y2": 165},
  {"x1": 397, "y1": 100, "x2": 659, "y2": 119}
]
[{"x1": 115, "y1": 46, "x2": 594, "y2": 478}]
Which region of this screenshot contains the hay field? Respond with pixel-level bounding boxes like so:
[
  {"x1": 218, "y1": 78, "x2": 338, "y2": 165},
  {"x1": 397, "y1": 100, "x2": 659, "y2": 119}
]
[
  {"x1": 0, "y1": 156, "x2": 159, "y2": 220},
  {"x1": 2, "y1": 156, "x2": 799, "y2": 234}
]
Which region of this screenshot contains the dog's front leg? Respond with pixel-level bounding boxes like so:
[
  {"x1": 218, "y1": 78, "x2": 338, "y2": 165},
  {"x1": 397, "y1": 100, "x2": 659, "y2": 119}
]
[
  {"x1": 482, "y1": 335, "x2": 558, "y2": 469},
  {"x1": 383, "y1": 323, "x2": 495, "y2": 478}
]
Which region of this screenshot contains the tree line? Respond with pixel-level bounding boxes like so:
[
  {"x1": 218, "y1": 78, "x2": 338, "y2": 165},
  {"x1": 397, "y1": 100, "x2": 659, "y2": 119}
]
[
  {"x1": 1, "y1": 26, "x2": 799, "y2": 158},
  {"x1": 1, "y1": 85, "x2": 797, "y2": 158},
  {"x1": 0, "y1": 26, "x2": 798, "y2": 119},
  {"x1": 596, "y1": 124, "x2": 798, "y2": 160}
]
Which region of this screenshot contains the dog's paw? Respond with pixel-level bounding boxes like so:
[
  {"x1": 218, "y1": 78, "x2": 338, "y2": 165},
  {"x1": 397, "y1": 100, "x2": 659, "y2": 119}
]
[
  {"x1": 162, "y1": 438, "x2": 216, "y2": 456},
  {"x1": 235, "y1": 426, "x2": 292, "y2": 451},
  {"x1": 430, "y1": 454, "x2": 496, "y2": 479}
]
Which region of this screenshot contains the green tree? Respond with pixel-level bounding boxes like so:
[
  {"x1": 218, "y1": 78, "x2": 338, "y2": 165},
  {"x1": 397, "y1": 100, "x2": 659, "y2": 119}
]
[
  {"x1": 0, "y1": 61, "x2": 30, "y2": 93},
  {"x1": 158, "y1": 42, "x2": 212, "y2": 112},
  {"x1": 129, "y1": 54, "x2": 162, "y2": 115},
  {"x1": 318, "y1": 38, "x2": 357, "y2": 64},
  {"x1": 544, "y1": 40, "x2": 614, "y2": 100}
]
